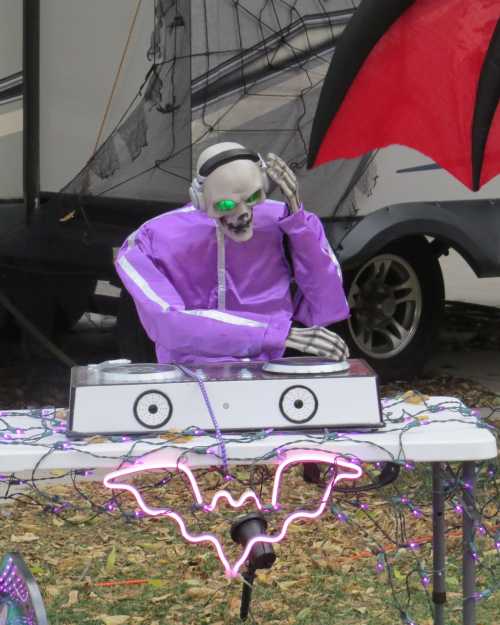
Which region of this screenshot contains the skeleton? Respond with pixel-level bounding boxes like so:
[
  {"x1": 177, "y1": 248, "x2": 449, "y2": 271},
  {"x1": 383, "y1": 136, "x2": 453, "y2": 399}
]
[
  {"x1": 266, "y1": 152, "x2": 301, "y2": 215},
  {"x1": 117, "y1": 142, "x2": 350, "y2": 364},
  {"x1": 198, "y1": 155, "x2": 263, "y2": 242},
  {"x1": 194, "y1": 143, "x2": 349, "y2": 361},
  {"x1": 285, "y1": 325, "x2": 349, "y2": 361}
]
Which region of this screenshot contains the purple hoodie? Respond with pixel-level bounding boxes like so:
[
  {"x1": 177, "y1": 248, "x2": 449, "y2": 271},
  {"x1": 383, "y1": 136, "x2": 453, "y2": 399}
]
[{"x1": 115, "y1": 200, "x2": 349, "y2": 364}]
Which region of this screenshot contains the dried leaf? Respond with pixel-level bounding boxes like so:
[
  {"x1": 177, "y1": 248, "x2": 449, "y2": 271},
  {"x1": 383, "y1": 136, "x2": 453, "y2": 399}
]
[
  {"x1": 151, "y1": 593, "x2": 171, "y2": 603},
  {"x1": 85, "y1": 435, "x2": 108, "y2": 444},
  {"x1": 30, "y1": 565, "x2": 45, "y2": 576},
  {"x1": 400, "y1": 390, "x2": 430, "y2": 404},
  {"x1": 62, "y1": 590, "x2": 79, "y2": 607},
  {"x1": 105, "y1": 545, "x2": 117, "y2": 574},
  {"x1": 10, "y1": 533, "x2": 39, "y2": 542},
  {"x1": 147, "y1": 579, "x2": 167, "y2": 587},
  {"x1": 158, "y1": 431, "x2": 193, "y2": 443},
  {"x1": 45, "y1": 585, "x2": 60, "y2": 598},
  {"x1": 98, "y1": 616, "x2": 130, "y2": 625},
  {"x1": 257, "y1": 570, "x2": 272, "y2": 585},
  {"x1": 354, "y1": 607, "x2": 368, "y2": 614},
  {"x1": 51, "y1": 517, "x2": 64, "y2": 527},
  {"x1": 277, "y1": 580, "x2": 300, "y2": 590},
  {"x1": 186, "y1": 586, "x2": 212, "y2": 599},
  {"x1": 417, "y1": 414, "x2": 431, "y2": 422},
  {"x1": 50, "y1": 469, "x2": 67, "y2": 477}
]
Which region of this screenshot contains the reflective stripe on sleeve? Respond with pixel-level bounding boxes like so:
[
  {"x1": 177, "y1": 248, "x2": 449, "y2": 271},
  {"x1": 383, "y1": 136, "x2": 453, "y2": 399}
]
[
  {"x1": 181, "y1": 309, "x2": 266, "y2": 328},
  {"x1": 117, "y1": 255, "x2": 170, "y2": 313},
  {"x1": 322, "y1": 243, "x2": 343, "y2": 280}
]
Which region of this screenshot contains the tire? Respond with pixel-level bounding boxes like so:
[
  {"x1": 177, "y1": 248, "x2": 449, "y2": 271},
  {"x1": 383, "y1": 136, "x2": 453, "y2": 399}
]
[
  {"x1": 335, "y1": 237, "x2": 444, "y2": 382},
  {"x1": 116, "y1": 289, "x2": 156, "y2": 363}
]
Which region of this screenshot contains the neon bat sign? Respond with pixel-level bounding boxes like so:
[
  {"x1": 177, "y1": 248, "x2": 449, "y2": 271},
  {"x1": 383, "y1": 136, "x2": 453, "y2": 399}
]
[{"x1": 104, "y1": 450, "x2": 362, "y2": 577}]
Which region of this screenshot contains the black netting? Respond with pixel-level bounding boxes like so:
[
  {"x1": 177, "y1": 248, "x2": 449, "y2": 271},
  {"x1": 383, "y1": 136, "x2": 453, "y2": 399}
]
[{"x1": 57, "y1": 0, "x2": 378, "y2": 219}]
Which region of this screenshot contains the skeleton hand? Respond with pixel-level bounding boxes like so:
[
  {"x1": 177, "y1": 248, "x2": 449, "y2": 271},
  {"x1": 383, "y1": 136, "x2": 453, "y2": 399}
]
[
  {"x1": 285, "y1": 326, "x2": 350, "y2": 361},
  {"x1": 266, "y1": 152, "x2": 301, "y2": 214}
]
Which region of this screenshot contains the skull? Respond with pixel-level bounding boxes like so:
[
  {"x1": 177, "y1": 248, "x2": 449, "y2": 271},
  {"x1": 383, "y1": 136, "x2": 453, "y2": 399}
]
[{"x1": 202, "y1": 158, "x2": 265, "y2": 242}]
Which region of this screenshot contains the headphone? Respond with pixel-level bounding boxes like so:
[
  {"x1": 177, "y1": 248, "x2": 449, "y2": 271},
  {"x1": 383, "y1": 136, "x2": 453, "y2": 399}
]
[{"x1": 189, "y1": 148, "x2": 269, "y2": 212}]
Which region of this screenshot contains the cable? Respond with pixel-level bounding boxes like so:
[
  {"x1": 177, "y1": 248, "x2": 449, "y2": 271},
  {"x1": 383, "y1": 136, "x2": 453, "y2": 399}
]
[{"x1": 177, "y1": 364, "x2": 229, "y2": 476}]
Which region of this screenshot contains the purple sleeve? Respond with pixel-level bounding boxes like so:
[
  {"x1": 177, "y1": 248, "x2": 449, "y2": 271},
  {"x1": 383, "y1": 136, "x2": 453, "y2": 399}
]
[
  {"x1": 115, "y1": 226, "x2": 291, "y2": 362},
  {"x1": 279, "y1": 207, "x2": 350, "y2": 327}
]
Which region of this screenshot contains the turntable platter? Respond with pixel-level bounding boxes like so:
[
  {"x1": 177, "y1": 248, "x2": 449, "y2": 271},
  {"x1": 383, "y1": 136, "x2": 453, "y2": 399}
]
[
  {"x1": 99, "y1": 363, "x2": 182, "y2": 383},
  {"x1": 262, "y1": 357, "x2": 350, "y2": 375}
]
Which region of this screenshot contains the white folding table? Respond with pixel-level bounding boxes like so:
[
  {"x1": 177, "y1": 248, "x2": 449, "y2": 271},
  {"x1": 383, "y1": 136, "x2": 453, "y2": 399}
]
[{"x1": 0, "y1": 395, "x2": 497, "y2": 625}]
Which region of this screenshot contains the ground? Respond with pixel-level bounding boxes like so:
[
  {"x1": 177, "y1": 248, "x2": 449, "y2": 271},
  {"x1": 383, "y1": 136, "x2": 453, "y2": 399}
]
[{"x1": 0, "y1": 257, "x2": 498, "y2": 625}]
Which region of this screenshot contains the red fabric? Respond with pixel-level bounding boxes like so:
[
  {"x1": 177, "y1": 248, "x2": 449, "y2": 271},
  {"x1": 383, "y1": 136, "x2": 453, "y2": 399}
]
[{"x1": 314, "y1": 0, "x2": 500, "y2": 190}]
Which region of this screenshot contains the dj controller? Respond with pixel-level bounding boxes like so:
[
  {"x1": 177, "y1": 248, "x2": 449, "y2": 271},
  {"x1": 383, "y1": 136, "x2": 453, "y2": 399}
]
[{"x1": 68, "y1": 357, "x2": 382, "y2": 437}]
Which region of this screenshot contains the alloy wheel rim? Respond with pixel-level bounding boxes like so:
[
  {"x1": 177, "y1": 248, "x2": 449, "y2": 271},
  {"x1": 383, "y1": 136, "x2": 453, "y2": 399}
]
[{"x1": 347, "y1": 254, "x2": 423, "y2": 359}]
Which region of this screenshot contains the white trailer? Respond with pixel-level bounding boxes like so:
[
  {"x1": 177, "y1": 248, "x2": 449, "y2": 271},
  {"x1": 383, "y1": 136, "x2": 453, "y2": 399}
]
[{"x1": 0, "y1": 0, "x2": 499, "y2": 378}]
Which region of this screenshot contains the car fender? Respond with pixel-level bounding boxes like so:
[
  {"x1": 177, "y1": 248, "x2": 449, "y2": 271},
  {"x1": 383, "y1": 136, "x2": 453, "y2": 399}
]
[{"x1": 328, "y1": 200, "x2": 500, "y2": 277}]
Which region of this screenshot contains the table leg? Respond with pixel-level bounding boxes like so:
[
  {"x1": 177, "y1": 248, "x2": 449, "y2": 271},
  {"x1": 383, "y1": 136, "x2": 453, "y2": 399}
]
[
  {"x1": 432, "y1": 463, "x2": 446, "y2": 625},
  {"x1": 462, "y1": 462, "x2": 476, "y2": 625}
]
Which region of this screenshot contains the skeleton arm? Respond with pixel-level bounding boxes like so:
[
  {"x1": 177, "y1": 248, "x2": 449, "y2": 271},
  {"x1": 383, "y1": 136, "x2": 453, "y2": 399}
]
[
  {"x1": 285, "y1": 326, "x2": 349, "y2": 360},
  {"x1": 266, "y1": 151, "x2": 349, "y2": 322},
  {"x1": 265, "y1": 152, "x2": 350, "y2": 359},
  {"x1": 266, "y1": 152, "x2": 301, "y2": 214},
  {"x1": 279, "y1": 207, "x2": 349, "y2": 332}
]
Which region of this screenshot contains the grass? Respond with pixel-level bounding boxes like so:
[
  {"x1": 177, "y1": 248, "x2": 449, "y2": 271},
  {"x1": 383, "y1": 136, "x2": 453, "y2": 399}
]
[
  {"x1": 1, "y1": 458, "x2": 499, "y2": 625},
  {"x1": 0, "y1": 377, "x2": 498, "y2": 625}
]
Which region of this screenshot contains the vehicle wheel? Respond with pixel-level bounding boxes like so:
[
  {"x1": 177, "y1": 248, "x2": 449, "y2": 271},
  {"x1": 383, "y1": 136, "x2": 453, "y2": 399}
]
[
  {"x1": 116, "y1": 289, "x2": 156, "y2": 363},
  {"x1": 337, "y1": 237, "x2": 444, "y2": 382}
]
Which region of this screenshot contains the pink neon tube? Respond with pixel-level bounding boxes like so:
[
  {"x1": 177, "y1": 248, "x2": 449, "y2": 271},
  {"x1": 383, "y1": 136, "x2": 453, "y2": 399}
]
[{"x1": 104, "y1": 450, "x2": 362, "y2": 577}]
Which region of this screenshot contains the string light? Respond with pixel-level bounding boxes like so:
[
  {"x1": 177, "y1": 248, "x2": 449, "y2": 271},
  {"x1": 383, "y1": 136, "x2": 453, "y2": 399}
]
[
  {"x1": 420, "y1": 575, "x2": 430, "y2": 588},
  {"x1": 411, "y1": 506, "x2": 423, "y2": 519},
  {"x1": 331, "y1": 504, "x2": 349, "y2": 522},
  {"x1": 375, "y1": 552, "x2": 385, "y2": 574},
  {"x1": 0, "y1": 397, "x2": 497, "y2": 619}
]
